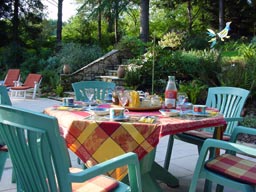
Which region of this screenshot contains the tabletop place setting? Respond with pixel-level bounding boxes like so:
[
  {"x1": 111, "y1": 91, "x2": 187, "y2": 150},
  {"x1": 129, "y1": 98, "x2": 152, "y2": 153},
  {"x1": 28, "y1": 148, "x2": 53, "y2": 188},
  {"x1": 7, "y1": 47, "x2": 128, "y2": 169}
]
[{"x1": 53, "y1": 82, "x2": 221, "y2": 123}]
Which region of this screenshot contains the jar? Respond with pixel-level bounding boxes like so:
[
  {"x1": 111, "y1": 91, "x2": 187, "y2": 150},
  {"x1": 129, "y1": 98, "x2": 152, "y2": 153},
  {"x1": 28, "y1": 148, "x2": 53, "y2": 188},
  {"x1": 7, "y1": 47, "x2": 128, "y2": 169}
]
[{"x1": 117, "y1": 65, "x2": 125, "y2": 78}]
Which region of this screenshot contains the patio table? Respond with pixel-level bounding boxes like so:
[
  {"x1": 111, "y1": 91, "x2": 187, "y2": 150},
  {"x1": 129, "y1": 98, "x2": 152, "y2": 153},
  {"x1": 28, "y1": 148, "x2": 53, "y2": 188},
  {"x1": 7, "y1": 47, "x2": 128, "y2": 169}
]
[{"x1": 44, "y1": 104, "x2": 226, "y2": 192}]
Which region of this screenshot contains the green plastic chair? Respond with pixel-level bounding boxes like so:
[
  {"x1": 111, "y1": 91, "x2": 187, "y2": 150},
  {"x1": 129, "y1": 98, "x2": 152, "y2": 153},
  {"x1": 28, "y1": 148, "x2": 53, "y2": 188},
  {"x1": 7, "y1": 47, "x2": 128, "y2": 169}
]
[
  {"x1": 164, "y1": 86, "x2": 250, "y2": 170},
  {"x1": 0, "y1": 85, "x2": 12, "y2": 180},
  {"x1": 72, "y1": 81, "x2": 115, "y2": 101},
  {"x1": 0, "y1": 104, "x2": 142, "y2": 192},
  {"x1": 189, "y1": 126, "x2": 256, "y2": 192}
]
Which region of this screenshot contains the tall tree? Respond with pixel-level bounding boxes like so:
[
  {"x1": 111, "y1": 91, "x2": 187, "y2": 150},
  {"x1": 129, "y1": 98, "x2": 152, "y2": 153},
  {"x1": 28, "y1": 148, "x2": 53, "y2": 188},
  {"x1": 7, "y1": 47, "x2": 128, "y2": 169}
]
[
  {"x1": 13, "y1": 0, "x2": 20, "y2": 44},
  {"x1": 57, "y1": 0, "x2": 63, "y2": 48},
  {"x1": 98, "y1": 0, "x2": 102, "y2": 42},
  {"x1": 4, "y1": 0, "x2": 44, "y2": 68},
  {"x1": 187, "y1": 0, "x2": 192, "y2": 33},
  {"x1": 219, "y1": 0, "x2": 224, "y2": 30},
  {"x1": 140, "y1": 0, "x2": 149, "y2": 42},
  {"x1": 79, "y1": 0, "x2": 132, "y2": 43}
]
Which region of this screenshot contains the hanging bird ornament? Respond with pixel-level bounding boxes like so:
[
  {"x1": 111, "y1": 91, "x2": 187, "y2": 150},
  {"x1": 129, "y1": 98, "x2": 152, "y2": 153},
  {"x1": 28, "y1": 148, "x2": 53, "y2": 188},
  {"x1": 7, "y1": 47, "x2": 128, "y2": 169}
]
[{"x1": 207, "y1": 21, "x2": 232, "y2": 48}]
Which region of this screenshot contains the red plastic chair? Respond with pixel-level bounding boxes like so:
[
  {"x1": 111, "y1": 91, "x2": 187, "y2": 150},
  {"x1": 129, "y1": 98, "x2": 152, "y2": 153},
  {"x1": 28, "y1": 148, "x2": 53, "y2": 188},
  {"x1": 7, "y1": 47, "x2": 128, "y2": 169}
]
[
  {"x1": 1, "y1": 69, "x2": 20, "y2": 87},
  {"x1": 10, "y1": 73, "x2": 42, "y2": 99}
]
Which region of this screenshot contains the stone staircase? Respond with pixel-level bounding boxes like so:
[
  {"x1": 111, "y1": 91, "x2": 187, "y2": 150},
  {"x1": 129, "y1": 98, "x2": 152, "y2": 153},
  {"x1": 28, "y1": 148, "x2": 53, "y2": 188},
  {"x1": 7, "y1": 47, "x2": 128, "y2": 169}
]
[{"x1": 60, "y1": 50, "x2": 127, "y2": 91}]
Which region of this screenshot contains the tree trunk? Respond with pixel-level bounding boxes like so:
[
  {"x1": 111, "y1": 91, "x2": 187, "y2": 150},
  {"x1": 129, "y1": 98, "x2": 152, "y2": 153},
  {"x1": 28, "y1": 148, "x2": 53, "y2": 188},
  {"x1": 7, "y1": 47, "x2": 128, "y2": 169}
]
[
  {"x1": 98, "y1": 0, "x2": 102, "y2": 43},
  {"x1": 114, "y1": 0, "x2": 119, "y2": 43},
  {"x1": 140, "y1": 0, "x2": 149, "y2": 42},
  {"x1": 13, "y1": 0, "x2": 19, "y2": 43},
  {"x1": 57, "y1": 0, "x2": 63, "y2": 49},
  {"x1": 219, "y1": 0, "x2": 224, "y2": 30},
  {"x1": 12, "y1": 0, "x2": 20, "y2": 68},
  {"x1": 187, "y1": 0, "x2": 192, "y2": 34}
]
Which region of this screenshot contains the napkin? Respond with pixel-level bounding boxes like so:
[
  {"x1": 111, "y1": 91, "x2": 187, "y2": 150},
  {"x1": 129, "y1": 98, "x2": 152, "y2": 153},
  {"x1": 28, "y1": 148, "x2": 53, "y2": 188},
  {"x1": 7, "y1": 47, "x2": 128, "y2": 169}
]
[{"x1": 138, "y1": 116, "x2": 156, "y2": 123}]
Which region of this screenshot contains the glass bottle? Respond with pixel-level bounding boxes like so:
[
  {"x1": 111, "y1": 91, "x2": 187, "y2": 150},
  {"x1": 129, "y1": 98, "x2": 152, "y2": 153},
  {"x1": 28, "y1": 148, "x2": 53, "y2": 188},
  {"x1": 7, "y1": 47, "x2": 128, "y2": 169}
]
[{"x1": 164, "y1": 76, "x2": 177, "y2": 109}]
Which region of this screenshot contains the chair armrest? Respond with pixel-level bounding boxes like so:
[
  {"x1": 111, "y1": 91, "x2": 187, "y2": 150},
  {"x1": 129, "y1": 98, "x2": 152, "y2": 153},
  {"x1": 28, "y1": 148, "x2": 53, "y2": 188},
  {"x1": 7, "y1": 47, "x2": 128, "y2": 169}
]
[
  {"x1": 193, "y1": 137, "x2": 256, "y2": 182},
  {"x1": 13, "y1": 80, "x2": 22, "y2": 87},
  {"x1": 225, "y1": 117, "x2": 243, "y2": 122},
  {"x1": 68, "y1": 152, "x2": 142, "y2": 189},
  {"x1": 33, "y1": 81, "x2": 38, "y2": 89},
  {"x1": 230, "y1": 126, "x2": 256, "y2": 143},
  {"x1": 197, "y1": 137, "x2": 256, "y2": 169},
  {"x1": 204, "y1": 139, "x2": 256, "y2": 156}
]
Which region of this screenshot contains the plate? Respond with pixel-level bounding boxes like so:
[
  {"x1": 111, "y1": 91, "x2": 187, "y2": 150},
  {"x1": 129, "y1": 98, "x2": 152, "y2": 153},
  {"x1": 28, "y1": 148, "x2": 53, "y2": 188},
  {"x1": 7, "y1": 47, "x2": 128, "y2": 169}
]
[
  {"x1": 159, "y1": 109, "x2": 180, "y2": 117},
  {"x1": 56, "y1": 106, "x2": 84, "y2": 111},
  {"x1": 105, "y1": 115, "x2": 130, "y2": 121},
  {"x1": 125, "y1": 105, "x2": 162, "y2": 111},
  {"x1": 184, "y1": 110, "x2": 212, "y2": 117}
]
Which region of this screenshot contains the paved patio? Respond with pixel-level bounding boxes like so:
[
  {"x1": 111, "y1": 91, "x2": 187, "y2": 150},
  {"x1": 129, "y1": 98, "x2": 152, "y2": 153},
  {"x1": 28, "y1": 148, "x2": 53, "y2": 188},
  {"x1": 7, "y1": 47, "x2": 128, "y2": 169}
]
[{"x1": 0, "y1": 97, "x2": 237, "y2": 191}]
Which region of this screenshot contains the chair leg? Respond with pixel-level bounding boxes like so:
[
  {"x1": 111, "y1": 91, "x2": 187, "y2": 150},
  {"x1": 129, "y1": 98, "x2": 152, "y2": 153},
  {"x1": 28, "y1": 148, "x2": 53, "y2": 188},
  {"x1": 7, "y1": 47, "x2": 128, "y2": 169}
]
[
  {"x1": 164, "y1": 135, "x2": 174, "y2": 170},
  {"x1": 197, "y1": 145, "x2": 202, "y2": 154},
  {"x1": 11, "y1": 169, "x2": 16, "y2": 183},
  {"x1": 24, "y1": 90, "x2": 26, "y2": 99},
  {"x1": 0, "y1": 151, "x2": 8, "y2": 180},
  {"x1": 203, "y1": 179, "x2": 212, "y2": 192},
  {"x1": 216, "y1": 184, "x2": 224, "y2": 192},
  {"x1": 32, "y1": 88, "x2": 37, "y2": 99}
]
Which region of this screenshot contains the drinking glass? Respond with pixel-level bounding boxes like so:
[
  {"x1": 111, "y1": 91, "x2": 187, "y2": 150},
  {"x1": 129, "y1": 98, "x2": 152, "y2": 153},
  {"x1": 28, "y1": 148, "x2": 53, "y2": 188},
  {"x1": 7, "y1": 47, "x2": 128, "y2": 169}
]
[
  {"x1": 118, "y1": 90, "x2": 129, "y2": 108},
  {"x1": 79, "y1": 89, "x2": 85, "y2": 99},
  {"x1": 85, "y1": 88, "x2": 95, "y2": 109},
  {"x1": 177, "y1": 92, "x2": 188, "y2": 114}
]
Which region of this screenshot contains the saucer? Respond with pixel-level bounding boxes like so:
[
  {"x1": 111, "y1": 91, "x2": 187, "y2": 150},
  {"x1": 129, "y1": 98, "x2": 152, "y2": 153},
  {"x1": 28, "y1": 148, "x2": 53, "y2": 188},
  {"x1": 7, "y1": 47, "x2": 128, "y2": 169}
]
[
  {"x1": 106, "y1": 115, "x2": 130, "y2": 122},
  {"x1": 184, "y1": 110, "x2": 211, "y2": 117},
  {"x1": 159, "y1": 109, "x2": 180, "y2": 117}
]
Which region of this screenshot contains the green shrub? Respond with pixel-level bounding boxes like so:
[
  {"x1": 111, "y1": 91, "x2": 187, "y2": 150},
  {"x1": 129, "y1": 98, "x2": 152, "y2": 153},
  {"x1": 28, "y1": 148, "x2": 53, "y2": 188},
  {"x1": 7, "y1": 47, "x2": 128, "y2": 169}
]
[
  {"x1": 240, "y1": 116, "x2": 256, "y2": 128},
  {"x1": 40, "y1": 69, "x2": 60, "y2": 94},
  {"x1": 55, "y1": 84, "x2": 64, "y2": 97},
  {"x1": 57, "y1": 43, "x2": 103, "y2": 72},
  {"x1": 182, "y1": 34, "x2": 209, "y2": 50},
  {"x1": 179, "y1": 80, "x2": 208, "y2": 104},
  {"x1": 124, "y1": 64, "x2": 143, "y2": 90},
  {"x1": 251, "y1": 36, "x2": 256, "y2": 44},
  {"x1": 220, "y1": 58, "x2": 256, "y2": 98},
  {"x1": 124, "y1": 47, "x2": 221, "y2": 95},
  {"x1": 158, "y1": 32, "x2": 184, "y2": 50},
  {"x1": 236, "y1": 43, "x2": 256, "y2": 60},
  {"x1": 116, "y1": 36, "x2": 146, "y2": 58}
]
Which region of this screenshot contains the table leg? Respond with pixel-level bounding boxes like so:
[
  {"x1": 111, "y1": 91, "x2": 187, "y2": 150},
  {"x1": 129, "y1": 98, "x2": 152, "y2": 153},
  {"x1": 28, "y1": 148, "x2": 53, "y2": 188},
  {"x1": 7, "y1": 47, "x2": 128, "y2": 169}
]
[
  {"x1": 151, "y1": 162, "x2": 179, "y2": 188},
  {"x1": 139, "y1": 148, "x2": 179, "y2": 191},
  {"x1": 140, "y1": 149, "x2": 162, "y2": 192}
]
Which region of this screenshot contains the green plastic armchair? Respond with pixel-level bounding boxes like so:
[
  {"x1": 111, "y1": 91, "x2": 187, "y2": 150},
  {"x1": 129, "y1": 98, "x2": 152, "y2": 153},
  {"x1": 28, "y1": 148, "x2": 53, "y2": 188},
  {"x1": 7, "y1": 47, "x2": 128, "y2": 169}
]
[
  {"x1": 164, "y1": 86, "x2": 250, "y2": 170},
  {"x1": 0, "y1": 104, "x2": 142, "y2": 192},
  {"x1": 0, "y1": 85, "x2": 12, "y2": 180},
  {"x1": 189, "y1": 126, "x2": 256, "y2": 192},
  {"x1": 72, "y1": 81, "x2": 115, "y2": 101}
]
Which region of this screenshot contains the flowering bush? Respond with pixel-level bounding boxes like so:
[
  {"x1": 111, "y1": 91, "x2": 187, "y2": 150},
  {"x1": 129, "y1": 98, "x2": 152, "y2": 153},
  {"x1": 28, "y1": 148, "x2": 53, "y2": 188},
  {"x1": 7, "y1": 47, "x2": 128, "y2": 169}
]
[{"x1": 158, "y1": 32, "x2": 184, "y2": 50}]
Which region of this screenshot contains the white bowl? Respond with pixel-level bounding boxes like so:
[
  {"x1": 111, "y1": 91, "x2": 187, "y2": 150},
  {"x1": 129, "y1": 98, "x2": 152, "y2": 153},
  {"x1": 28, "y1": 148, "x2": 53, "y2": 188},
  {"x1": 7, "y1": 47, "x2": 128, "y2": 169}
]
[
  {"x1": 159, "y1": 109, "x2": 180, "y2": 117},
  {"x1": 91, "y1": 108, "x2": 109, "y2": 116}
]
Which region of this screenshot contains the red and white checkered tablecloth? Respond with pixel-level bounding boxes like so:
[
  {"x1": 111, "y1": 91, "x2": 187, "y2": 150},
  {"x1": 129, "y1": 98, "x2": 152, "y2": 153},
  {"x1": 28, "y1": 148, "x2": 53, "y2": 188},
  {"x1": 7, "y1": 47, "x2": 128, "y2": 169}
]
[{"x1": 44, "y1": 106, "x2": 226, "y2": 180}]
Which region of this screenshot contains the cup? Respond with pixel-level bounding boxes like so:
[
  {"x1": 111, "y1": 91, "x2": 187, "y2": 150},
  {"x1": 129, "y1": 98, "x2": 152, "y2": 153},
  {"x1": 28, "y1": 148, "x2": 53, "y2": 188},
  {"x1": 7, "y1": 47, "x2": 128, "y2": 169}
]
[
  {"x1": 63, "y1": 97, "x2": 74, "y2": 106},
  {"x1": 193, "y1": 105, "x2": 206, "y2": 113},
  {"x1": 109, "y1": 108, "x2": 128, "y2": 119},
  {"x1": 141, "y1": 98, "x2": 151, "y2": 107},
  {"x1": 151, "y1": 95, "x2": 161, "y2": 106}
]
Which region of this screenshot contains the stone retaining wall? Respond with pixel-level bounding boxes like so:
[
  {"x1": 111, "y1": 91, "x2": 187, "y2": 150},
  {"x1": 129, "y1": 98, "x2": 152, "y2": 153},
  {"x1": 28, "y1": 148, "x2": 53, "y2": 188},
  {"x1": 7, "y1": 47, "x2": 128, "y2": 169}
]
[{"x1": 60, "y1": 50, "x2": 121, "y2": 91}]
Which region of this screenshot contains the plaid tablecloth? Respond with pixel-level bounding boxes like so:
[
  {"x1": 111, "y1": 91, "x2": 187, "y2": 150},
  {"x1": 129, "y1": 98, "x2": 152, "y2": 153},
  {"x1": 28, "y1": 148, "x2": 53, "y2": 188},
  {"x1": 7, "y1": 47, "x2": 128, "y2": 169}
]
[{"x1": 44, "y1": 106, "x2": 226, "y2": 179}]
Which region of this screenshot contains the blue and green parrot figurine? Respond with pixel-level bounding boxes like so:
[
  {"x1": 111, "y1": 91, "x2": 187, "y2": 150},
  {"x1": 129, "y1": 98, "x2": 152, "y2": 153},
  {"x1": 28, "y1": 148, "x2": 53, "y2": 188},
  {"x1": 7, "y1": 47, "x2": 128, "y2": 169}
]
[{"x1": 207, "y1": 21, "x2": 232, "y2": 48}]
